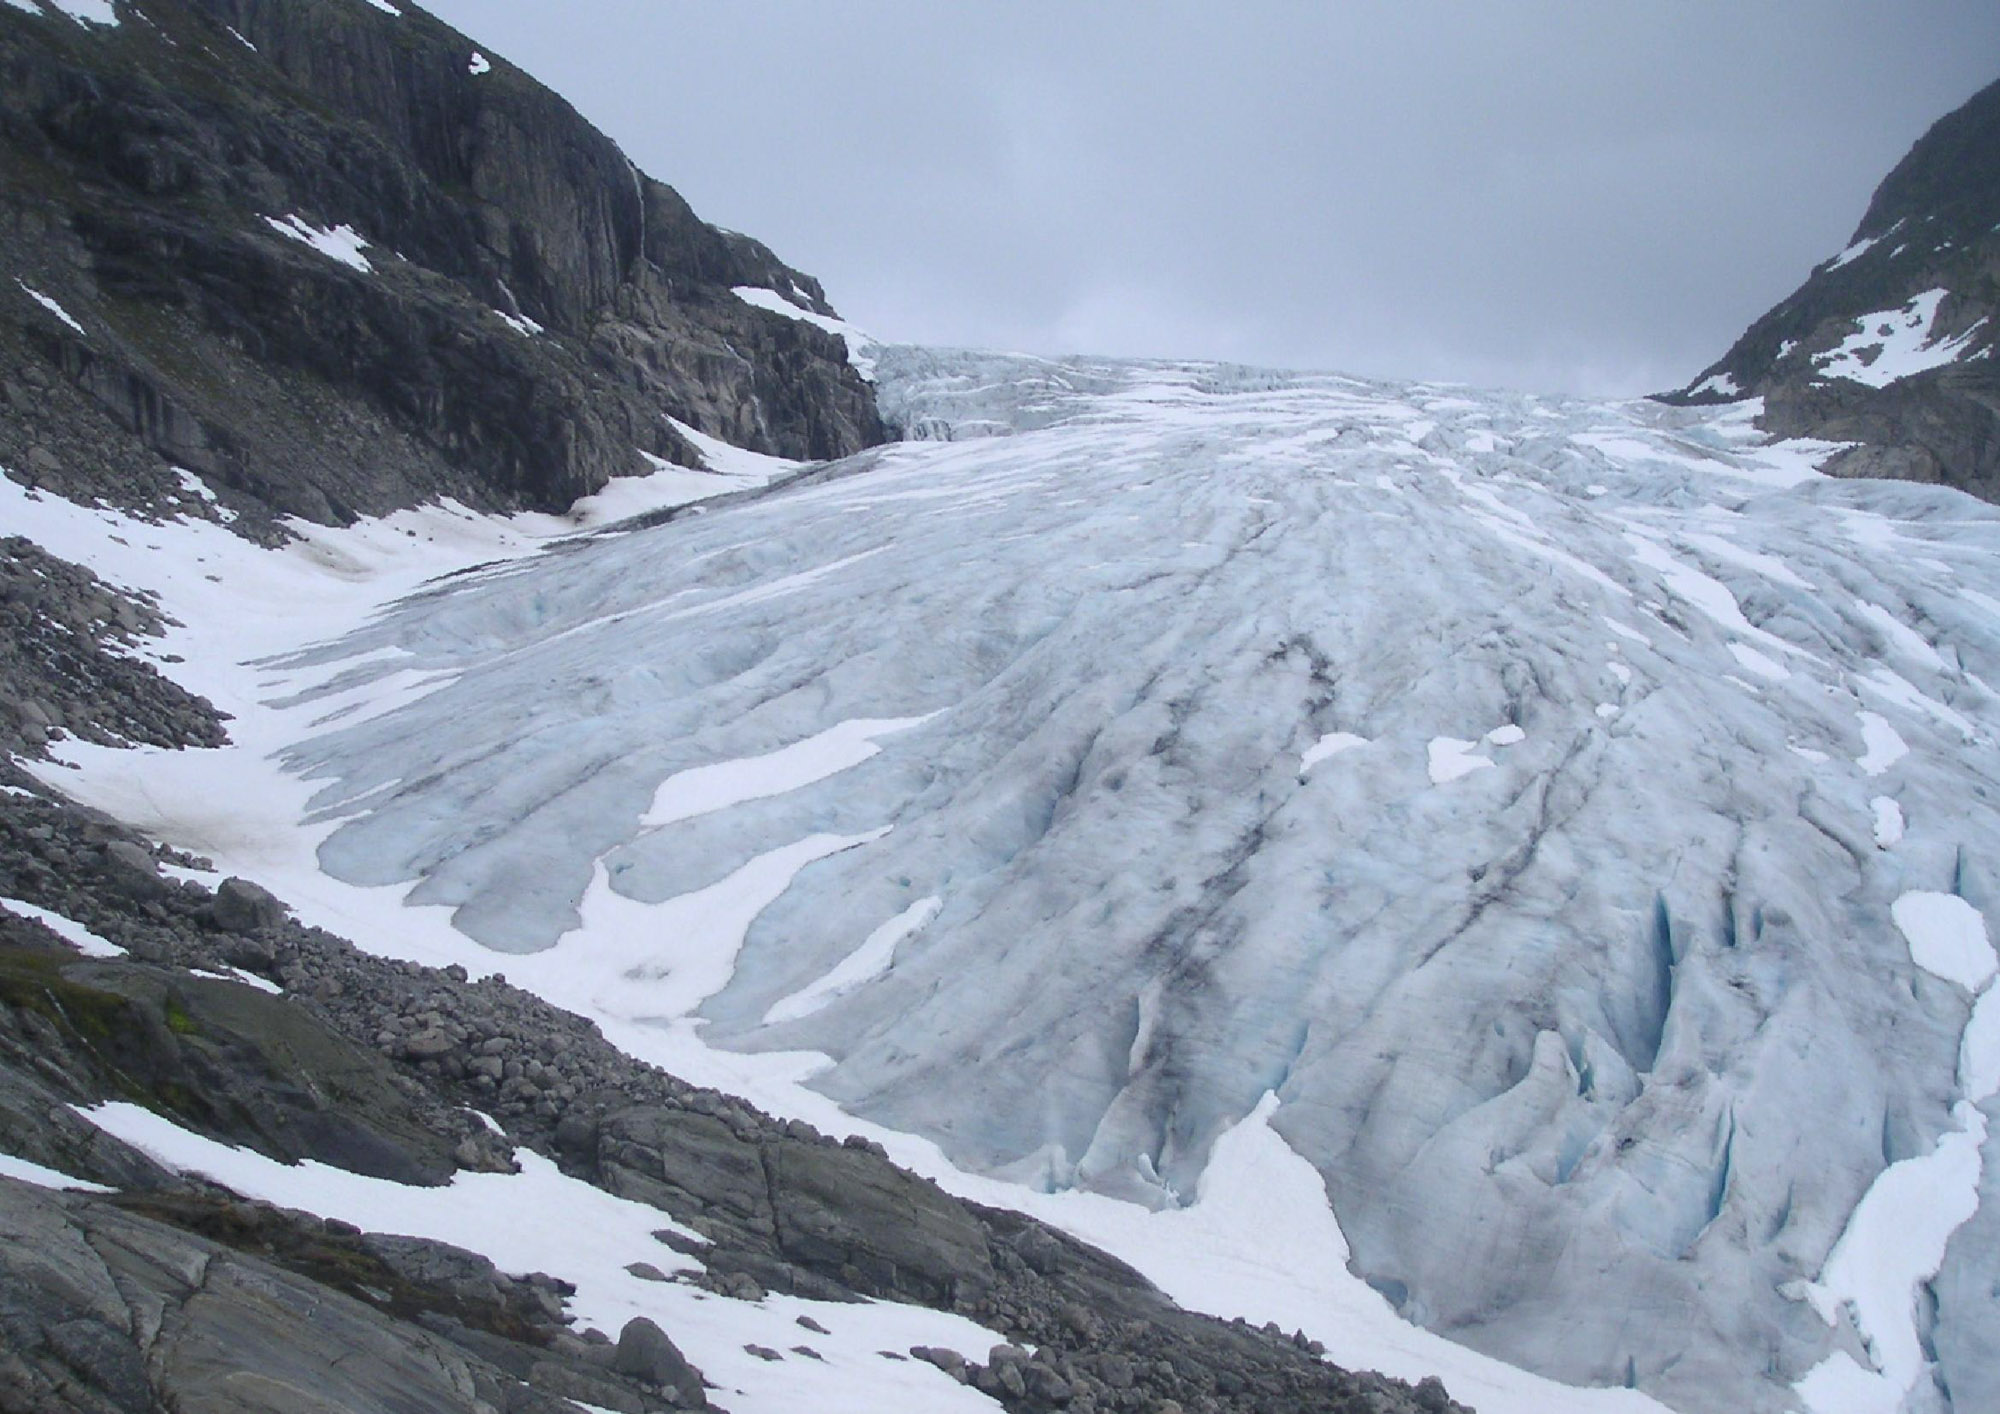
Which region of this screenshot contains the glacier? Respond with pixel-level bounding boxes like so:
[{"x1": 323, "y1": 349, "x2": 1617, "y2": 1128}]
[{"x1": 23, "y1": 346, "x2": 2000, "y2": 1412}]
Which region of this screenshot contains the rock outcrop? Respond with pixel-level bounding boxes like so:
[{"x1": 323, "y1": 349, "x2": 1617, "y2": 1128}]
[
  {"x1": 1666, "y1": 74, "x2": 2000, "y2": 499},
  {"x1": 0, "y1": 0, "x2": 885, "y2": 533}
]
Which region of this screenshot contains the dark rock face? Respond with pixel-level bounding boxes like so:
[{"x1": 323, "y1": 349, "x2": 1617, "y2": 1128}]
[
  {"x1": 1665, "y1": 74, "x2": 2000, "y2": 500},
  {"x1": 0, "y1": 0, "x2": 885, "y2": 532}
]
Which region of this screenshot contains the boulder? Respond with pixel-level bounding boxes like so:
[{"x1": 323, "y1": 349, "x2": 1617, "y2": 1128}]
[{"x1": 610, "y1": 1316, "x2": 705, "y2": 1408}]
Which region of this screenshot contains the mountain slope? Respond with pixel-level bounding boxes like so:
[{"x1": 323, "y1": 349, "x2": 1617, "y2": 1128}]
[
  {"x1": 0, "y1": 0, "x2": 883, "y2": 533},
  {"x1": 1668, "y1": 75, "x2": 2000, "y2": 499}
]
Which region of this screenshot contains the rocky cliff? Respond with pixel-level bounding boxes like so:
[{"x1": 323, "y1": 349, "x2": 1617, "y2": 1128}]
[
  {"x1": 1666, "y1": 74, "x2": 2000, "y2": 499},
  {"x1": 0, "y1": 0, "x2": 884, "y2": 532}
]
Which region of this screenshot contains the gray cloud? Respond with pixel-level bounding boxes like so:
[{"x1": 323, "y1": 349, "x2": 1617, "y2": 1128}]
[{"x1": 423, "y1": 1, "x2": 2000, "y2": 396}]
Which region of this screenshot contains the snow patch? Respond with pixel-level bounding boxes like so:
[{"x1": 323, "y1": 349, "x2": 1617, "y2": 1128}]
[
  {"x1": 730, "y1": 285, "x2": 877, "y2": 378},
  {"x1": 0, "y1": 896, "x2": 126, "y2": 957},
  {"x1": 46, "y1": 0, "x2": 118, "y2": 25},
  {"x1": 0, "y1": 1152, "x2": 114, "y2": 1192},
  {"x1": 1870, "y1": 797, "x2": 1904, "y2": 848},
  {"x1": 763, "y1": 896, "x2": 943, "y2": 1025},
  {"x1": 1427, "y1": 737, "x2": 1493, "y2": 784},
  {"x1": 77, "y1": 1101, "x2": 1002, "y2": 1414},
  {"x1": 1891, "y1": 893, "x2": 1995, "y2": 991},
  {"x1": 1814, "y1": 289, "x2": 1987, "y2": 388},
  {"x1": 1726, "y1": 642, "x2": 1788, "y2": 681},
  {"x1": 1825, "y1": 235, "x2": 1879, "y2": 271},
  {"x1": 493, "y1": 307, "x2": 542, "y2": 337},
  {"x1": 1299, "y1": 730, "x2": 1369, "y2": 772},
  {"x1": 14, "y1": 280, "x2": 85, "y2": 334},
  {"x1": 468, "y1": 51, "x2": 491, "y2": 75},
  {"x1": 1854, "y1": 711, "x2": 1908, "y2": 776},
  {"x1": 262, "y1": 214, "x2": 373, "y2": 273},
  {"x1": 642, "y1": 717, "x2": 933, "y2": 828}
]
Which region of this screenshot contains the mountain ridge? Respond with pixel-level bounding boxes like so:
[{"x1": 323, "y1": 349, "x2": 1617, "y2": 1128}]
[
  {"x1": 1667, "y1": 74, "x2": 2000, "y2": 500},
  {"x1": 0, "y1": 0, "x2": 883, "y2": 535}
]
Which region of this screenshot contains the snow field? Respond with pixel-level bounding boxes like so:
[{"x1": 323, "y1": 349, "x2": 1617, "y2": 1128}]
[{"x1": 78, "y1": 1102, "x2": 1003, "y2": 1414}]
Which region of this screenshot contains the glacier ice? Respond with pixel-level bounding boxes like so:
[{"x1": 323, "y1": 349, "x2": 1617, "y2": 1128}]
[{"x1": 265, "y1": 346, "x2": 2000, "y2": 1412}]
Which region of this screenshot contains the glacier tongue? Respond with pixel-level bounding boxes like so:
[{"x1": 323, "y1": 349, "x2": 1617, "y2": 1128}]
[{"x1": 269, "y1": 348, "x2": 2000, "y2": 1411}]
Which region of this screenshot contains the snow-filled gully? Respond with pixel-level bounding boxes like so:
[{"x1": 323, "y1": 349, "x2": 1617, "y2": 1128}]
[{"x1": 11, "y1": 347, "x2": 2000, "y2": 1413}]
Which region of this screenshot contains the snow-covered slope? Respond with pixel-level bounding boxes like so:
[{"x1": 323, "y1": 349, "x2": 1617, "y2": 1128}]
[{"x1": 18, "y1": 348, "x2": 2000, "y2": 1413}]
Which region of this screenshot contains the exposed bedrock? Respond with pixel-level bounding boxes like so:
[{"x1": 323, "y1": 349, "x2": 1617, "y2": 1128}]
[{"x1": 0, "y1": 0, "x2": 883, "y2": 530}]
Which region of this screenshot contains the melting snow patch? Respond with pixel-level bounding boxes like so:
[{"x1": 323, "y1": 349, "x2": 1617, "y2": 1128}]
[
  {"x1": 0, "y1": 1152, "x2": 114, "y2": 1192},
  {"x1": 493, "y1": 308, "x2": 541, "y2": 337},
  {"x1": 730, "y1": 285, "x2": 876, "y2": 378},
  {"x1": 0, "y1": 897, "x2": 126, "y2": 958},
  {"x1": 1727, "y1": 642, "x2": 1788, "y2": 681},
  {"x1": 468, "y1": 51, "x2": 491, "y2": 75},
  {"x1": 77, "y1": 1100, "x2": 1002, "y2": 1414},
  {"x1": 1484, "y1": 723, "x2": 1526, "y2": 747},
  {"x1": 1853, "y1": 601, "x2": 1944, "y2": 671},
  {"x1": 1300, "y1": 730, "x2": 1369, "y2": 772},
  {"x1": 1825, "y1": 235, "x2": 1879, "y2": 271},
  {"x1": 262, "y1": 214, "x2": 373, "y2": 273},
  {"x1": 359, "y1": 0, "x2": 400, "y2": 13},
  {"x1": 1854, "y1": 711, "x2": 1908, "y2": 776},
  {"x1": 46, "y1": 0, "x2": 118, "y2": 25},
  {"x1": 1427, "y1": 737, "x2": 1493, "y2": 783},
  {"x1": 14, "y1": 280, "x2": 85, "y2": 334},
  {"x1": 1870, "y1": 797, "x2": 1905, "y2": 848},
  {"x1": 1797, "y1": 889, "x2": 1998, "y2": 1414},
  {"x1": 1814, "y1": 289, "x2": 1987, "y2": 388},
  {"x1": 642, "y1": 717, "x2": 933, "y2": 828},
  {"x1": 225, "y1": 23, "x2": 255, "y2": 49},
  {"x1": 1687, "y1": 372, "x2": 1741, "y2": 399},
  {"x1": 1891, "y1": 893, "x2": 1995, "y2": 991},
  {"x1": 763, "y1": 896, "x2": 943, "y2": 1025}
]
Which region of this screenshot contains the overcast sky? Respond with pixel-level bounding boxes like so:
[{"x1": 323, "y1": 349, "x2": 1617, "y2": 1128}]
[{"x1": 423, "y1": 2, "x2": 2000, "y2": 398}]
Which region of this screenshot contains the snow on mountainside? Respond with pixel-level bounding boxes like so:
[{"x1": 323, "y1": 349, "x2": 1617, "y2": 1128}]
[
  {"x1": 16, "y1": 345, "x2": 2000, "y2": 1414},
  {"x1": 1669, "y1": 75, "x2": 2000, "y2": 502}
]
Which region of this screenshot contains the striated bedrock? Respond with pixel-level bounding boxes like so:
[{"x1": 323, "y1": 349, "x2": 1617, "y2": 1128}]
[
  {"x1": 0, "y1": 0, "x2": 884, "y2": 530},
  {"x1": 1666, "y1": 74, "x2": 2000, "y2": 500}
]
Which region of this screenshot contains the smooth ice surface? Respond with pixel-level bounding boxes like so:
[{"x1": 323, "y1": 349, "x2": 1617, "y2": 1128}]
[
  {"x1": 262, "y1": 214, "x2": 373, "y2": 272},
  {"x1": 80, "y1": 1102, "x2": 1001, "y2": 1414},
  {"x1": 1892, "y1": 893, "x2": 1996, "y2": 991},
  {"x1": 23, "y1": 346, "x2": 2000, "y2": 1412},
  {"x1": 0, "y1": 896, "x2": 125, "y2": 957}
]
